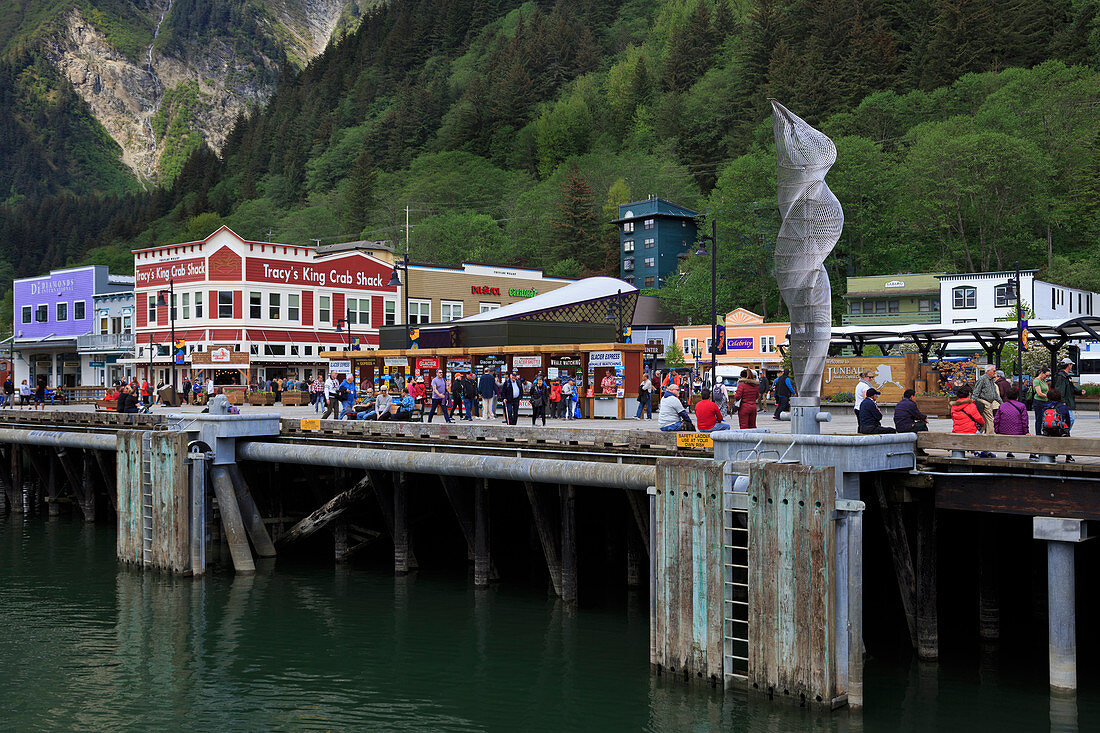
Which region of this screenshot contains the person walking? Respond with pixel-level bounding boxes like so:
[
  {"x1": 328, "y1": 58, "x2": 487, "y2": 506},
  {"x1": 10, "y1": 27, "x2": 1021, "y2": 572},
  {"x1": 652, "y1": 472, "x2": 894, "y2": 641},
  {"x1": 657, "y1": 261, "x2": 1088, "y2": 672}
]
[
  {"x1": 181, "y1": 378, "x2": 191, "y2": 405},
  {"x1": 321, "y1": 371, "x2": 341, "y2": 419},
  {"x1": 1028, "y1": 366, "x2": 1051, "y2": 436},
  {"x1": 478, "y1": 368, "x2": 497, "y2": 420},
  {"x1": 502, "y1": 370, "x2": 524, "y2": 425},
  {"x1": 694, "y1": 388, "x2": 730, "y2": 432},
  {"x1": 34, "y1": 375, "x2": 47, "y2": 410},
  {"x1": 493, "y1": 370, "x2": 504, "y2": 421},
  {"x1": 857, "y1": 389, "x2": 896, "y2": 434},
  {"x1": 337, "y1": 374, "x2": 357, "y2": 419},
  {"x1": 893, "y1": 389, "x2": 928, "y2": 433},
  {"x1": 658, "y1": 383, "x2": 693, "y2": 432},
  {"x1": 1051, "y1": 358, "x2": 1083, "y2": 426},
  {"x1": 19, "y1": 379, "x2": 32, "y2": 409},
  {"x1": 529, "y1": 375, "x2": 549, "y2": 426},
  {"x1": 310, "y1": 376, "x2": 323, "y2": 413},
  {"x1": 971, "y1": 365, "x2": 1000, "y2": 435},
  {"x1": 731, "y1": 369, "x2": 760, "y2": 429},
  {"x1": 758, "y1": 372, "x2": 772, "y2": 410},
  {"x1": 427, "y1": 369, "x2": 453, "y2": 423},
  {"x1": 773, "y1": 369, "x2": 795, "y2": 420},
  {"x1": 712, "y1": 377, "x2": 729, "y2": 418},
  {"x1": 450, "y1": 372, "x2": 466, "y2": 420},
  {"x1": 561, "y1": 378, "x2": 575, "y2": 420},
  {"x1": 1, "y1": 375, "x2": 12, "y2": 408},
  {"x1": 550, "y1": 378, "x2": 563, "y2": 419},
  {"x1": 635, "y1": 372, "x2": 653, "y2": 420}
]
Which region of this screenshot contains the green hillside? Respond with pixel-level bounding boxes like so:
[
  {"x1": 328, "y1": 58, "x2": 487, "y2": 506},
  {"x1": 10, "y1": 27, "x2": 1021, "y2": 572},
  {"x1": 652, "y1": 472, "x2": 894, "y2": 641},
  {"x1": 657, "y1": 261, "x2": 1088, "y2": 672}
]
[{"x1": 1, "y1": 0, "x2": 1097, "y2": 324}]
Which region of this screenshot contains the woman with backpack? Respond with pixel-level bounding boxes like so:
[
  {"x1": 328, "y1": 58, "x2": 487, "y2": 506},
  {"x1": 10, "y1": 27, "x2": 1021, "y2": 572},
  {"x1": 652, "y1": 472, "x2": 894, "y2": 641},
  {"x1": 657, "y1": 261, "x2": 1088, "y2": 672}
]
[{"x1": 1040, "y1": 387, "x2": 1074, "y2": 462}]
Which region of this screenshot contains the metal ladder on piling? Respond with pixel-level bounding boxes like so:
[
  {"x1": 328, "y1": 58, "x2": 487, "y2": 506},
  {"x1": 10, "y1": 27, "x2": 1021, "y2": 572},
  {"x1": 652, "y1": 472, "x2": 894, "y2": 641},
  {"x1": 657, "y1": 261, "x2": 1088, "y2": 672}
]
[{"x1": 140, "y1": 433, "x2": 154, "y2": 566}]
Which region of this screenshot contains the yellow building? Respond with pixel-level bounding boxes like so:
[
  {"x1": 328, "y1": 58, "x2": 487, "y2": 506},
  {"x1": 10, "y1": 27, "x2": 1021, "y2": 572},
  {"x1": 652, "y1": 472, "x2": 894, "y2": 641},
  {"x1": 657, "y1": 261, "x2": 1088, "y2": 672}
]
[{"x1": 674, "y1": 309, "x2": 789, "y2": 373}]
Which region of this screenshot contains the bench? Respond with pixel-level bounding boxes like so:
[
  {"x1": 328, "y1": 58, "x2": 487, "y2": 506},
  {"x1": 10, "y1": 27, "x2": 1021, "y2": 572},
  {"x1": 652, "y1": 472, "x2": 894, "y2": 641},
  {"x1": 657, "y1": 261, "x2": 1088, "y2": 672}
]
[
  {"x1": 917, "y1": 433, "x2": 1099, "y2": 463},
  {"x1": 94, "y1": 399, "x2": 117, "y2": 412}
]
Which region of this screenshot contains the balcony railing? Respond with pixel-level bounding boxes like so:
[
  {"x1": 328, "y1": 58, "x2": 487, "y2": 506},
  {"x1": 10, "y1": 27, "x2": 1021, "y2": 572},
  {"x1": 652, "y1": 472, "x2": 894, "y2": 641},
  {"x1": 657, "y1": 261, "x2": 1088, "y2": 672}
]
[
  {"x1": 841, "y1": 312, "x2": 941, "y2": 326},
  {"x1": 76, "y1": 333, "x2": 135, "y2": 352}
]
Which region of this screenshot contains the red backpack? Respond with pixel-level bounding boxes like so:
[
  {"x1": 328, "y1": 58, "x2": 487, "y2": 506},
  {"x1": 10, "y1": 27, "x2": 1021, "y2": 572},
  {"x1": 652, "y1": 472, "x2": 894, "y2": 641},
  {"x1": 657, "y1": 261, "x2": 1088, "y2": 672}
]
[{"x1": 1042, "y1": 406, "x2": 1069, "y2": 436}]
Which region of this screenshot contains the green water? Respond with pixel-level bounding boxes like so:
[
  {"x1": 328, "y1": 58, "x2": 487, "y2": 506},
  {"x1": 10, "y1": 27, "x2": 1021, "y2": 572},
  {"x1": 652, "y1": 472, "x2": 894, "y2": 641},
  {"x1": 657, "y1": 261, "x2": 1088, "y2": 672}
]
[{"x1": 1, "y1": 517, "x2": 1095, "y2": 731}]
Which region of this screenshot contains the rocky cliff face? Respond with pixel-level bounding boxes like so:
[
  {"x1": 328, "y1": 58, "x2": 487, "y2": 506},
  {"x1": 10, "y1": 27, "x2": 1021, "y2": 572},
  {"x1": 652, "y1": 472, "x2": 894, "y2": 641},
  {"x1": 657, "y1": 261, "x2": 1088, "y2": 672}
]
[{"x1": 40, "y1": 1, "x2": 361, "y2": 183}]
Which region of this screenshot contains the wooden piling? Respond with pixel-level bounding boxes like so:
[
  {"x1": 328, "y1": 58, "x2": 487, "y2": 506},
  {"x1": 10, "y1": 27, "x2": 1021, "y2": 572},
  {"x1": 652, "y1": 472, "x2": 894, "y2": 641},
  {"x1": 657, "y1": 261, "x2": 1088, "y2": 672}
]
[
  {"x1": 626, "y1": 515, "x2": 643, "y2": 587},
  {"x1": 210, "y1": 465, "x2": 256, "y2": 575},
  {"x1": 333, "y1": 519, "x2": 349, "y2": 563},
  {"x1": 525, "y1": 481, "x2": 562, "y2": 597},
  {"x1": 561, "y1": 483, "x2": 578, "y2": 605},
  {"x1": 979, "y1": 516, "x2": 999, "y2": 641},
  {"x1": 47, "y1": 457, "x2": 59, "y2": 517},
  {"x1": 93, "y1": 450, "x2": 117, "y2": 512},
  {"x1": 916, "y1": 491, "x2": 938, "y2": 660},
  {"x1": 393, "y1": 471, "x2": 410, "y2": 575},
  {"x1": 10, "y1": 445, "x2": 23, "y2": 514},
  {"x1": 474, "y1": 478, "x2": 490, "y2": 588},
  {"x1": 281, "y1": 474, "x2": 370, "y2": 544},
  {"x1": 874, "y1": 478, "x2": 917, "y2": 649},
  {"x1": 228, "y1": 465, "x2": 276, "y2": 558}
]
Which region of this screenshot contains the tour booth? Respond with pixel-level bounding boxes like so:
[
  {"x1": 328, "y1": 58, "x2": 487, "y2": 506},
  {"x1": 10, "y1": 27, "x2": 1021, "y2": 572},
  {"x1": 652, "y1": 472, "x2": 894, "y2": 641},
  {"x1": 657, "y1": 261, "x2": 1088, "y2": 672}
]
[{"x1": 322, "y1": 343, "x2": 646, "y2": 419}]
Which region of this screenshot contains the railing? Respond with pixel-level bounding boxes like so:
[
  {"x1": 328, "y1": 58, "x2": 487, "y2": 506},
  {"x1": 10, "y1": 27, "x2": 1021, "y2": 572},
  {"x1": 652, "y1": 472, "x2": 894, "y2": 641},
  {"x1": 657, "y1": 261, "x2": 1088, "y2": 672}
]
[
  {"x1": 76, "y1": 333, "x2": 135, "y2": 351},
  {"x1": 840, "y1": 312, "x2": 940, "y2": 326}
]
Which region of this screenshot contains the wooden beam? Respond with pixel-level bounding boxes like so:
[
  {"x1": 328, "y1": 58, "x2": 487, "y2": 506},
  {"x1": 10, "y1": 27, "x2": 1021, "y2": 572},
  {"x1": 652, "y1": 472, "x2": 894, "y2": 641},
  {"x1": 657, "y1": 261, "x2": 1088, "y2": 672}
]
[
  {"x1": 978, "y1": 516, "x2": 999, "y2": 641},
  {"x1": 440, "y1": 476, "x2": 499, "y2": 580},
  {"x1": 916, "y1": 491, "x2": 938, "y2": 661},
  {"x1": 932, "y1": 474, "x2": 1100, "y2": 520},
  {"x1": 56, "y1": 449, "x2": 92, "y2": 522},
  {"x1": 561, "y1": 484, "x2": 577, "y2": 605},
  {"x1": 918, "y1": 432, "x2": 1098, "y2": 456},
  {"x1": 228, "y1": 465, "x2": 276, "y2": 558},
  {"x1": 279, "y1": 474, "x2": 371, "y2": 545},
  {"x1": 525, "y1": 481, "x2": 562, "y2": 597},
  {"x1": 626, "y1": 489, "x2": 650, "y2": 555},
  {"x1": 874, "y1": 478, "x2": 917, "y2": 649},
  {"x1": 368, "y1": 471, "x2": 418, "y2": 570},
  {"x1": 474, "y1": 478, "x2": 490, "y2": 588},
  {"x1": 93, "y1": 450, "x2": 117, "y2": 512},
  {"x1": 9, "y1": 445, "x2": 22, "y2": 514}
]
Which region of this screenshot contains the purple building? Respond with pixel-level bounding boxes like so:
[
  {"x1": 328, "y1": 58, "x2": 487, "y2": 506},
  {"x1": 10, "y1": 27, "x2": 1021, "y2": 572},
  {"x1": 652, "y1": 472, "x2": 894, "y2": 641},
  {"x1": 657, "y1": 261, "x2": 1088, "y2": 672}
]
[{"x1": 13, "y1": 266, "x2": 131, "y2": 389}]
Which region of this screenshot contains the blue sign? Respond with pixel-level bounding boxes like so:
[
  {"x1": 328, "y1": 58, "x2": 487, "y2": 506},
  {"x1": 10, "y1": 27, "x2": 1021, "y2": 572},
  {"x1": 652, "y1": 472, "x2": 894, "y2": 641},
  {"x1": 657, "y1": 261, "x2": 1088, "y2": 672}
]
[
  {"x1": 726, "y1": 337, "x2": 754, "y2": 350},
  {"x1": 88, "y1": 361, "x2": 105, "y2": 367}
]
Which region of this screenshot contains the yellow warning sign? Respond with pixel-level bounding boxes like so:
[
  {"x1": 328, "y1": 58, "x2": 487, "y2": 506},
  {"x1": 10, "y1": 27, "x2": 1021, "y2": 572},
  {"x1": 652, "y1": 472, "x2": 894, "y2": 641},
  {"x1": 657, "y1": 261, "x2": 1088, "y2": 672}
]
[
  {"x1": 676, "y1": 432, "x2": 713, "y2": 448},
  {"x1": 300, "y1": 419, "x2": 321, "y2": 431}
]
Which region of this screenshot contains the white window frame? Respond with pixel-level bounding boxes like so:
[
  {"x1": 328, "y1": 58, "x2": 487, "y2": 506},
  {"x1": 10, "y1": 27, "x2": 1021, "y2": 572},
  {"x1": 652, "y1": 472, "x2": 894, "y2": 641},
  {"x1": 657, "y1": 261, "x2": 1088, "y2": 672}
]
[
  {"x1": 384, "y1": 300, "x2": 397, "y2": 325},
  {"x1": 683, "y1": 337, "x2": 698, "y2": 354},
  {"x1": 249, "y1": 291, "x2": 262, "y2": 319},
  {"x1": 182, "y1": 292, "x2": 190, "y2": 319},
  {"x1": 21, "y1": 305, "x2": 31, "y2": 324},
  {"x1": 408, "y1": 299, "x2": 431, "y2": 325},
  {"x1": 73, "y1": 300, "x2": 85, "y2": 320},
  {"x1": 441, "y1": 300, "x2": 463, "y2": 322},
  {"x1": 644, "y1": 238, "x2": 655, "y2": 248},
  {"x1": 644, "y1": 276, "x2": 655, "y2": 288},
  {"x1": 623, "y1": 221, "x2": 634, "y2": 233},
  {"x1": 480, "y1": 303, "x2": 500, "y2": 314},
  {"x1": 623, "y1": 240, "x2": 634, "y2": 252},
  {"x1": 195, "y1": 291, "x2": 203, "y2": 318},
  {"x1": 953, "y1": 286, "x2": 976, "y2": 310},
  {"x1": 761, "y1": 335, "x2": 777, "y2": 354},
  {"x1": 218, "y1": 291, "x2": 233, "y2": 318},
  {"x1": 624, "y1": 258, "x2": 634, "y2": 271},
  {"x1": 123, "y1": 315, "x2": 132, "y2": 333},
  {"x1": 288, "y1": 294, "x2": 300, "y2": 322},
  {"x1": 148, "y1": 295, "x2": 157, "y2": 323},
  {"x1": 318, "y1": 295, "x2": 330, "y2": 324},
  {"x1": 643, "y1": 218, "x2": 655, "y2": 230},
  {"x1": 643, "y1": 257, "x2": 655, "y2": 268},
  {"x1": 994, "y1": 283, "x2": 1017, "y2": 308}
]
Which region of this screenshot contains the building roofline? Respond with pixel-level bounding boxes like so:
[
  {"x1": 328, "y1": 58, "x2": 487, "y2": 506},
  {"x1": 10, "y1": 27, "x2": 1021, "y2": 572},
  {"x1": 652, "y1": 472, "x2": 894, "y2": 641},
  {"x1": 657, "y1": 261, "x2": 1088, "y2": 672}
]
[
  {"x1": 936, "y1": 270, "x2": 1038, "y2": 280},
  {"x1": 14, "y1": 264, "x2": 101, "y2": 283}
]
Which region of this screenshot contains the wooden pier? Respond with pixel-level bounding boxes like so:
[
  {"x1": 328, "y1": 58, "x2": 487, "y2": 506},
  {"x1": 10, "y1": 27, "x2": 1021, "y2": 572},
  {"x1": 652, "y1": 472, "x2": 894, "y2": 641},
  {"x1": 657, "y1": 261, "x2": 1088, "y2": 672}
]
[{"x1": 0, "y1": 409, "x2": 1096, "y2": 710}]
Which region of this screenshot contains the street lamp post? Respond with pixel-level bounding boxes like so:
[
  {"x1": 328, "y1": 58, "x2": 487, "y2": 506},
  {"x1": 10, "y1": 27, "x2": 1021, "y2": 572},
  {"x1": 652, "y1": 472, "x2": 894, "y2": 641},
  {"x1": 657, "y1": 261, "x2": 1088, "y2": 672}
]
[
  {"x1": 155, "y1": 278, "x2": 177, "y2": 403},
  {"x1": 335, "y1": 308, "x2": 352, "y2": 350},
  {"x1": 695, "y1": 219, "x2": 718, "y2": 389},
  {"x1": 1015, "y1": 260, "x2": 1023, "y2": 388},
  {"x1": 387, "y1": 250, "x2": 412, "y2": 348}
]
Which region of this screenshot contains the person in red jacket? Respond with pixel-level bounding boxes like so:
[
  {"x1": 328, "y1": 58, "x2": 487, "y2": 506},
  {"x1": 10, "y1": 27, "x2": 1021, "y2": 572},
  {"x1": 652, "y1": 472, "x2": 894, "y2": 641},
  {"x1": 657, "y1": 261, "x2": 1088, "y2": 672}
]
[
  {"x1": 951, "y1": 385, "x2": 994, "y2": 457},
  {"x1": 694, "y1": 388, "x2": 730, "y2": 432},
  {"x1": 731, "y1": 369, "x2": 760, "y2": 429}
]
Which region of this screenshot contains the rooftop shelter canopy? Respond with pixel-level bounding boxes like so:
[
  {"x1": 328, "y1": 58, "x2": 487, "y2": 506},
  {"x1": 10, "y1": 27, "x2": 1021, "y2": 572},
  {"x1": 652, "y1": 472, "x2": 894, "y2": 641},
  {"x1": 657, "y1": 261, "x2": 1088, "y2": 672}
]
[
  {"x1": 456, "y1": 277, "x2": 638, "y2": 324},
  {"x1": 830, "y1": 317, "x2": 1100, "y2": 371}
]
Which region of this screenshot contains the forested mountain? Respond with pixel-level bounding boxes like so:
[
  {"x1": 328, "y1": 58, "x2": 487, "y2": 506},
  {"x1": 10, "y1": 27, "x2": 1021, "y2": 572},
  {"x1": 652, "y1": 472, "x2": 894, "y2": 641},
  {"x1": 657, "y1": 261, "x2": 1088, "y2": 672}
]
[{"x1": 1, "y1": 0, "x2": 1098, "y2": 326}]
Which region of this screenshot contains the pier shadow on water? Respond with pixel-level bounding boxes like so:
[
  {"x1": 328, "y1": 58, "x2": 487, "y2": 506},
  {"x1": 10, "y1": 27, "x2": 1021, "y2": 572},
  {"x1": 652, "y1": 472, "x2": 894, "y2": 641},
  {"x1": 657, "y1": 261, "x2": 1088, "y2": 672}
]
[{"x1": 2, "y1": 516, "x2": 1099, "y2": 731}]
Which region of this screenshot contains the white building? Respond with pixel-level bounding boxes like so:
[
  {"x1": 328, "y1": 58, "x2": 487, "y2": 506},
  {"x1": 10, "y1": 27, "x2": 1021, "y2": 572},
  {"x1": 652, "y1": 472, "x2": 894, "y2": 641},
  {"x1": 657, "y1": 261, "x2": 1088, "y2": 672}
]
[{"x1": 938, "y1": 270, "x2": 1098, "y2": 324}]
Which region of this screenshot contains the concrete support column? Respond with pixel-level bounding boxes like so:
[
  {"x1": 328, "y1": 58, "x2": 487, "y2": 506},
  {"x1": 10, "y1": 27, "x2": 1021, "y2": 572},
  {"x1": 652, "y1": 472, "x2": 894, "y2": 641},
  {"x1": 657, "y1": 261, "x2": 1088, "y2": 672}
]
[
  {"x1": 916, "y1": 493, "x2": 938, "y2": 661},
  {"x1": 1033, "y1": 517, "x2": 1092, "y2": 693},
  {"x1": 10, "y1": 446, "x2": 23, "y2": 514},
  {"x1": 188, "y1": 449, "x2": 207, "y2": 577}
]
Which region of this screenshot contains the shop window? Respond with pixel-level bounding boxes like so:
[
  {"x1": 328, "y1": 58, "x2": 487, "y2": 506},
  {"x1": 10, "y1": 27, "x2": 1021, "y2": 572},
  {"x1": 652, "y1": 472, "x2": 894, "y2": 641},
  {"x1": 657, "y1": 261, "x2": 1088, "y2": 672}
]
[
  {"x1": 100, "y1": 316, "x2": 109, "y2": 334},
  {"x1": 195, "y1": 292, "x2": 203, "y2": 318},
  {"x1": 874, "y1": 300, "x2": 886, "y2": 314},
  {"x1": 888, "y1": 300, "x2": 899, "y2": 313},
  {"x1": 250, "y1": 344, "x2": 259, "y2": 355},
  {"x1": 123, "y1": 315, "x2": 132, "y2": 333},
  {"x1": 218, "y1": 291, "x2": 233, "y2": 318},
  {"x1": 21, "y1": 305, "x2": 30, "y2": 324},
  {"x1": 346, "y1": 297, "x2": 369, "y2": 325},
  {"x1": 56, "y1": 303, "x2": 67, "y2": 321},
  {"x1": 319, "y1": 296, "x2": 330, "y2": 324},
  {"x1": 250, "y1": 292, "x2": 262, "y2": 319},
  {"x1": 269, "y1": 292, "x2": 281, "y2": 320},
  {"x1": 441, "y1": 301, "x2": 463, "y2": 322},
  {"x1": 148, "y1": 295, "x2": 156, "y2": 323},
  {"x1": 850, "y1": 302, "x2": 862, "y2": 314},
  {"x1": 288, "y1": 294, "x2": 300, "y2": 321},
  {"x1": 305, "y1": 345, "x2": 313, "y2": 356},
  {"x1": 385, "y1": 300, "x2": 397, "y2": 325},
  {"x1": 683, "y1": 338, "x2": 698, "y2": 354},
  {"x1": 74, "y1": 301, "x2": 85, "y2": 320},
  {"x1": 182, "y1": 293, "x2": 190, "y2": 319},
  {"x1": 953, "y1": 286, "x2": 976, "y2": 309},
  {"x1": 290, "y1": 345, "x2": 299, "y2": 356},
  {"x1": 918, "y1": 299, "x2": 931, "y2": 312},
  {"x1": 623, "y1": 240, "x2": 634, "y2": 252},
  {"x1": 264, "y1": 344, "x2": 286, "y2": 356},
  {"x1": 762, "y1": 336, "x2": 777, "y2": 353},
  {"x1": 409, "y1": 299, "x2": 431, "y2": 324}
]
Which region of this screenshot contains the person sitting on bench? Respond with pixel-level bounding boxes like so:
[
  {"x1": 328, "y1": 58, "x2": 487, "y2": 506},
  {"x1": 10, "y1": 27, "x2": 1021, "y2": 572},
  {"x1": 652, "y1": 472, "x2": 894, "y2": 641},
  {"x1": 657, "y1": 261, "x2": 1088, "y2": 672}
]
[{"x1": 857, "y1": 388, "x2": 896, "y2": 434}]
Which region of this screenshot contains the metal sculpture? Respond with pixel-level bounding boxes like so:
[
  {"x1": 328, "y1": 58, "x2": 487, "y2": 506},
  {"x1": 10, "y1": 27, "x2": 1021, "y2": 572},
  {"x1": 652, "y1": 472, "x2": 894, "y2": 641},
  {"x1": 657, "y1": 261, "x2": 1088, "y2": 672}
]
[{"x1": 770, "y1": 100, "x2": 843, "y2": 399}]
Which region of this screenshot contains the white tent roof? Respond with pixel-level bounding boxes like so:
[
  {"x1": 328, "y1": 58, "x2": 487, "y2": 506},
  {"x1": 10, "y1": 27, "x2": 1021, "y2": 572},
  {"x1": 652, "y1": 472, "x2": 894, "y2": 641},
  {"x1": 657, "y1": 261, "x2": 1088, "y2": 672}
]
[{"x1": 456, "y1": 277, "x2": 638, "y2": 322}]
